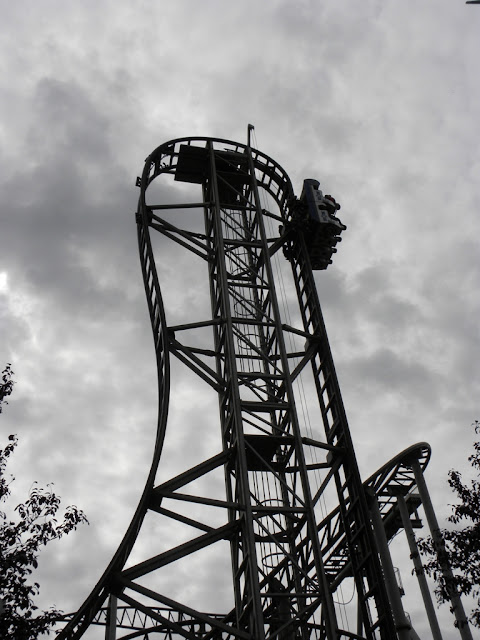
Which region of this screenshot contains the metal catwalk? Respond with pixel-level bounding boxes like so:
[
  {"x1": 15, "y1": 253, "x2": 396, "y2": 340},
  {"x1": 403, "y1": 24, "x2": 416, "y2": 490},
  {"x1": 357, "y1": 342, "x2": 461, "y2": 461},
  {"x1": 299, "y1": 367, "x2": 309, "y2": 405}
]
[{"x1": 57, "y1": 136, "x2": 472, "y2": 640}]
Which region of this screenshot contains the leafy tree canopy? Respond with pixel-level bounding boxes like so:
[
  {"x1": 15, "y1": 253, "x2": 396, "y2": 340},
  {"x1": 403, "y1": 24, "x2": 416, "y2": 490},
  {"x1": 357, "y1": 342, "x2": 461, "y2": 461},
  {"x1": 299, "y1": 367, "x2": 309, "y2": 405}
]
[
  {"x1": 419, "y1": 421, "x2": 480, "y2": 628},
  {"x1": 0, "y1": 364, "x2": 88, "y2": 639}
]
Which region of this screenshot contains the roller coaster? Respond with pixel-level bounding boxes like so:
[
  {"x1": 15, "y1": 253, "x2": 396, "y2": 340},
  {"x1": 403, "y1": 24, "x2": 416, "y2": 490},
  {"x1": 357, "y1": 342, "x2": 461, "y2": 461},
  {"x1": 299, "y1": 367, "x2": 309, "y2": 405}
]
[{"x1": 57, "y1": 135, "x2": 473, "y2": 640}]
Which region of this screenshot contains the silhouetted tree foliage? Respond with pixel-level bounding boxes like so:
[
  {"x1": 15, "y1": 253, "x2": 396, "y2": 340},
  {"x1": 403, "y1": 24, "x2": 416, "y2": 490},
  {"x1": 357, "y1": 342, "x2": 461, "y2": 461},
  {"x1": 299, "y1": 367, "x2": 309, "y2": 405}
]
[
  {"x1": 0, "y1": 364, "x2": 88, "y2": 638},
  {"x1": 0, "y1": 363, "x2": 14, "y2": 413},
  {"x1": 419, "y1": 421, "x2": 480, "y2": 628}
]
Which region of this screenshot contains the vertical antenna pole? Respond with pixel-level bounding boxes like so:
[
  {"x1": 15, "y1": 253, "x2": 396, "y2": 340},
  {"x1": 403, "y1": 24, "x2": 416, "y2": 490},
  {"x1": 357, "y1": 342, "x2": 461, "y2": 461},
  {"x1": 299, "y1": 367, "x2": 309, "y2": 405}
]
[{"x1": 247, "y1": 123, "x2": 255, "y2": 148}]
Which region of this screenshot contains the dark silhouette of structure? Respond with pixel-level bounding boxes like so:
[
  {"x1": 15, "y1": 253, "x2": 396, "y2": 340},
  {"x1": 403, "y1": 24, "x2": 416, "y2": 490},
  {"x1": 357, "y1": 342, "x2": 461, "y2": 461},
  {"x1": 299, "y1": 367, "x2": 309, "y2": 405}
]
[{"x1": 57, "y1": 135, "x2": 472, "y2": 640}]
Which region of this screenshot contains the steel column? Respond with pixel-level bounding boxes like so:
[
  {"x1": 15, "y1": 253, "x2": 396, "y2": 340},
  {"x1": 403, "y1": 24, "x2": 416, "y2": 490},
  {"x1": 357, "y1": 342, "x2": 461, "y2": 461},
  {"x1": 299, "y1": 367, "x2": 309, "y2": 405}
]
[
  {"x1": 366, "y1": 490, "x2": 411, "y2": 640},
  {"x1": 411, "y1": 459, "x2": 473, "y2": 640},
  {"x1": 394, "y1": 491, "x2": 444, "y2": 640}
]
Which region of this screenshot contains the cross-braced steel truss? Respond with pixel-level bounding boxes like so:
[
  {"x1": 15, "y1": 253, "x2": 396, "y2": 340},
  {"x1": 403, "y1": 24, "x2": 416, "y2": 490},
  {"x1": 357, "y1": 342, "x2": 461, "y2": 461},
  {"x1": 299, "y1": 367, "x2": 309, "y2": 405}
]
[{"x1": 57, "y1": 137, "x2": 468, "y2": 640}]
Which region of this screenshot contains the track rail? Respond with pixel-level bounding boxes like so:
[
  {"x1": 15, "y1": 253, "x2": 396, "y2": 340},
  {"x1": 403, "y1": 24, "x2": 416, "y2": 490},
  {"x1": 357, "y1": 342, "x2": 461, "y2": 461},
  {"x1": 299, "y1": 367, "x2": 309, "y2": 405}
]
[{"x1": 56, "y1": 152, "x2": 174, "y2": 640}]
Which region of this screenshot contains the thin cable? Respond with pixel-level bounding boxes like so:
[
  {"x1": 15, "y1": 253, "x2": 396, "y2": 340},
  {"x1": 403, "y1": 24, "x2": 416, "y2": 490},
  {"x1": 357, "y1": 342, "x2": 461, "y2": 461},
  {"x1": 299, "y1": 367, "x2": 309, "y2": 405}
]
[{"x1": 251, "y1": 139, "x2": 353, "y2": 633}]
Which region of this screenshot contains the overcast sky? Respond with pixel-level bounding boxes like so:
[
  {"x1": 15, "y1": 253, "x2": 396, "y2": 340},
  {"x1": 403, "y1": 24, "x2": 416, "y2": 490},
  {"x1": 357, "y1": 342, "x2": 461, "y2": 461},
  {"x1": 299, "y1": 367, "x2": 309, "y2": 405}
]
[{"x1": 1, "y1": 1, "x2": 479, "y2": 638}]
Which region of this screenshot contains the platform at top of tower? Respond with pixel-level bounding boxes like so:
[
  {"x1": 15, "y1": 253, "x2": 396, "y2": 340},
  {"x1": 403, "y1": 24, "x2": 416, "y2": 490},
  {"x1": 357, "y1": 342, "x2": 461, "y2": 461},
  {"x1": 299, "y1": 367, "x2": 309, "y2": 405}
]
[{"x1": 175, "y1": 144, "x2": 248, "y2": 184}]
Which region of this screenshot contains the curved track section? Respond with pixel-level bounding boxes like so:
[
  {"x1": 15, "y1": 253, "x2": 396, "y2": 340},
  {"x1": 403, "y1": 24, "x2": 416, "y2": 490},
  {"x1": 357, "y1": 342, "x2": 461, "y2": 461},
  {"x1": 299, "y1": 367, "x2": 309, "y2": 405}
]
[
  {"x1": 364, "y1": 442, "x2": 430, "y2": 508},
  {"x1": 317, "y1": 443, "x2": 431, "y2": 588},
  {"x1": 58, "y1": 137, "x2": 294, "y2": 639},
  {"x1": 57, "y1": 151, "x2": 175, "y2": 640},
  {"x1": 140, "y1": 136, "x2": 294, "y2": 210}
]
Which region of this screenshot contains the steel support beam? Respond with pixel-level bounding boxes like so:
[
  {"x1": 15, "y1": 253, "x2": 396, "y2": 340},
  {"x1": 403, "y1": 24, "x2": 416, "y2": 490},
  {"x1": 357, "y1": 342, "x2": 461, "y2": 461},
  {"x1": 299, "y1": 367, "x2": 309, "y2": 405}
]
[{"x1": 411, "y1": 459, "x2": 473, "y2": 640}]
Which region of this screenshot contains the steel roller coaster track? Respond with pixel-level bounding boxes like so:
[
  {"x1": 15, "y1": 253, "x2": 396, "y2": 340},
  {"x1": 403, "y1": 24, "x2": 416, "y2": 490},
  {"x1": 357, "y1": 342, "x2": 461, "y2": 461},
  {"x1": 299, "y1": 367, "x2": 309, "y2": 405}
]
[
  {"x1": 59, "y1": 444, "x2": 431, "y2": 639},
  {"x1": 57, "y1": 137, "x2": 441, "y2": 640}
]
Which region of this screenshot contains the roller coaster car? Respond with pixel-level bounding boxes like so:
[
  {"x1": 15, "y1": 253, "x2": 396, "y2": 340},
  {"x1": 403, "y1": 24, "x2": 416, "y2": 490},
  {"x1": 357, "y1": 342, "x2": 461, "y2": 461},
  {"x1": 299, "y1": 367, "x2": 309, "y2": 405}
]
[{"x1": 295, "y1": 178, "x2": 347, "y2": 270}]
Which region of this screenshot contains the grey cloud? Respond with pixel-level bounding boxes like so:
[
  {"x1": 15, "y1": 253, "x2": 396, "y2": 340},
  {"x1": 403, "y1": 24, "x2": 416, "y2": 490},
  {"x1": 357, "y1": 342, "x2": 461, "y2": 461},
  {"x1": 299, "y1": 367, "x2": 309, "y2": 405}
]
[
  {"x1": 347, "y1": 347, "x2": 440, "y2": 402},
  {"x1": 0, "y1": 3, "x2": 478, "y2": 637}
]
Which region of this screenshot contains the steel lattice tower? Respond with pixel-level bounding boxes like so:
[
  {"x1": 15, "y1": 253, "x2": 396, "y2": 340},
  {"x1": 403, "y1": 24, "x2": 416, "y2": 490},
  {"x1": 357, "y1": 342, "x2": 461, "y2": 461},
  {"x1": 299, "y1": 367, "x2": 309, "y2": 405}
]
[{"x1": 57, "y1": 135, "x2": 472, "y2": 640}]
